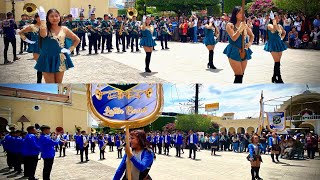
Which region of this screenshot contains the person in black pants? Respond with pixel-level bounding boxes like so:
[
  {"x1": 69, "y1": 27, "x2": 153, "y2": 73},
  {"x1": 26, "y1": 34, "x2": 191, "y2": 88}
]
[
  {"x1": 3, "y1": 12, "x2": 19, "y2": 64},
  {"x1": 87, "y1": 13, "x2": 99, "y2": 55},
  {"x1": 115, "y1": 16, "x2": 126, "y2": 52},
  {"x1": 100, "y1": 14, "x2": 112, "y2": 53},
  {"x1": 79, "y1": 131, "x2": 89, "y2": 162},
  {"x1": 59, "y1": 135, "x2": 66, "y2": 157},
  {"x1": 75, "y1": 13, "x2": 87, "y2": 55},
  {"x1": 24, "y1": 126, "x2": 40, "y2": 180},
  {"x1": 188, "y1": 130, "x2": 198, "y2": 160},
  {"x1": 253, "y1": 16, "x2": 260, "y2": 45},
  {"x1": 130, "y1": 16, "x2": 140, "y2": 52},
  {"x1": 38, "y1": 125, "x2": 60, "y2": 180}
]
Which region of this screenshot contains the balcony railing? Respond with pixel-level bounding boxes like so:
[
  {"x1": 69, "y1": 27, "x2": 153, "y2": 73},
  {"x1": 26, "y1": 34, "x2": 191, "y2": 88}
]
[{"x1": 286, "y1": 115, "x2": 320, "y2": 121}]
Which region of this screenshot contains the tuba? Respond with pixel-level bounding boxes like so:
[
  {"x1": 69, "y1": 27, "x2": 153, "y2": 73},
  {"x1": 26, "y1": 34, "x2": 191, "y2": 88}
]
[
  {"x1": 91, "y1": 128, "x2": 97, "y2": 134},
  {"x1": 127, "y1": 7, "x2": 138, "y2": 20},
  {"x1": 6, "y1": 124, "x2": 18, "y2": 132},
  {"x1": 23, "y1": 3, "x2": 38, "y2": 16}
]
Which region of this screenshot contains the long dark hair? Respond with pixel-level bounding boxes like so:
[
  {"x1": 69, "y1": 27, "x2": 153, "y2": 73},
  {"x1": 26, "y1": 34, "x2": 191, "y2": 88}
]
[
  {"x1": 32, "y1": 13, "x2": 39, "y2": 24},
  {"x1": 39, "y1": 9, "x2": 62, "y2": 48},
  {"x1": 230, "y1": 6, "x2": 242, "y2": 25}
]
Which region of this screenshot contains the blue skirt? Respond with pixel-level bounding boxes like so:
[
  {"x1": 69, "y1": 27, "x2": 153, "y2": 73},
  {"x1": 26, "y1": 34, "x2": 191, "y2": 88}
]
[
  {"x1": 264, "y1": 40, "x2": 287, "y2": 52},
  {"x1": 65, "y1": 38, "x2": 73, "y2": 49},
  {"x1": 203, "y1": 37, "x2": 217, "y2": 46},
  {"x1": 27, "y1": 43, "x2": 40, "y2": 54},
  {"x1": 139, "y1": 37, "x2": 157, "y2": 47},
  {"x1": 223, "y1": 44, "x2": 253, "y2": 62},
  {"x1": 34, "y1": 53, "x2": 74, "y2": 73}
]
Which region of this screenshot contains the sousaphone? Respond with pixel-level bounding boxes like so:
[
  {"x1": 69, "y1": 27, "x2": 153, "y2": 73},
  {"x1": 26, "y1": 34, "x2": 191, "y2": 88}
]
[
  {"x1": 127, "y1": 7, "x2": 138, "y2": 19},
  {"x1": 23, "y1": 3, "x2": 37, "y2": 16}
]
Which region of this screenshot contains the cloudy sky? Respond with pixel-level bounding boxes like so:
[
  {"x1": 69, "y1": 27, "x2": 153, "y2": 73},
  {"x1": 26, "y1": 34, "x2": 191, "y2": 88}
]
[
  {"x1": 1, "y1": 84, "x2": 319, "y2": 119},
  {"x1": 162, "y1": 84, "x2": 320, "y2": 119}
]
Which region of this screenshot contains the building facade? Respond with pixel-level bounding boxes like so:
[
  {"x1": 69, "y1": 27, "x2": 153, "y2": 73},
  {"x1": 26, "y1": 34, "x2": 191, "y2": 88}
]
[
  {"x1": 0, "y1": 84, "x2": 93, "y2": 134},
  {"x1": 1, "y1": 0, "x2": 118, "y2": 20},
  {"x1": 212, "y1": 90, "x2": 320, "y2": 135}
]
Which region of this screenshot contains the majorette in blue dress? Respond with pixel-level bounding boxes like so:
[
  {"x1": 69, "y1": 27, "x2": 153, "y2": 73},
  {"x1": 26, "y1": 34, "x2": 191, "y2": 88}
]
[
  {"x1": 139, "y1": 26, "x2": 157, "y2": 47},
  {"x1": 35, "y1": 27, "x2": 74, "y2": 73},
  {"x1": 203, "y1": 28, "x2": 217, "y2": 46},
  {"x1": 264, "y1": 26, "x2": 287, "y2": 52}
]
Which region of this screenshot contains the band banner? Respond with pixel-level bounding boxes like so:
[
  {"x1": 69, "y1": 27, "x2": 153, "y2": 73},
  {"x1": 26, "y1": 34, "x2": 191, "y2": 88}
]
[
  {"x1": 266, "y1": 112, "x2": 286, "y2": 132},
  {"x1": 87, "y1": 84, "x2": 163, "y2": 129}
]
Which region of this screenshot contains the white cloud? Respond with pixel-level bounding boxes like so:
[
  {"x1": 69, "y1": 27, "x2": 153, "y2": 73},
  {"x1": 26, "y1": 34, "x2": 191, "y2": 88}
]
[{"x1": 163, "y1": 84, "x2": 320, "y2": 119}]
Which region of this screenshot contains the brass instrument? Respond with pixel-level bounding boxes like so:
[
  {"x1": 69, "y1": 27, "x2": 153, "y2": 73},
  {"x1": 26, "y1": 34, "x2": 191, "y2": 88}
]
[
  {"x1": 6, "y1": 124, "x2": 18, "y2": 132},
  {"x1": 101, "y1": 140, "x2": 108, "y2": 151},
  {"x1": 127, "y1": 7, "x2": 138, "y2": 20},
  {"x1": 119, "y1": 22, "x2": 124, "y2": 36},
  {"x1": 91, "y1": 128, "x2": 97, "y2": 134},
  {"x1": 75, "y1": 125, "x2": 82, "y2": 133},
  {"x1": 23, "y1": 3, "x2": 37, "y2": 17}
]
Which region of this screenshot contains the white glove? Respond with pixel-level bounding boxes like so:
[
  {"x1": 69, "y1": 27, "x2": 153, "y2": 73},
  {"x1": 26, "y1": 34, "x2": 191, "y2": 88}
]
[
  {"x1": 61, "y1": 48, "x2": 71, "y2": 54},
  {"x1": 37, "y1": 6, "x2": 46, "y2": 21},
  {"x1": 143, "y1": 15, "x2": 146, "y2": 23},
  {"x1": 152, "y1": 36, "x2": 156, "y2": 40},
  {"x1": 209, "y1": 17, "x2": 214, "y2": 23},
  {"x1": 24, "y1": 38, "x2": 36, "y2": 44},
  {"x1": 270, "y1": 11, "x2": 275, "y2": 20}
]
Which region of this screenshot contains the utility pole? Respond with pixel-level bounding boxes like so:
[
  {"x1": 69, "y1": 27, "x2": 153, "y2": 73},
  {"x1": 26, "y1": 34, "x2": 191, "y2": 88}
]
[
  {"x1": 11, "y1": 0, "x2": 16, "y2": 19},
  {"x1": 195, "y1": 84, "x2": 199, "y2": 114}
]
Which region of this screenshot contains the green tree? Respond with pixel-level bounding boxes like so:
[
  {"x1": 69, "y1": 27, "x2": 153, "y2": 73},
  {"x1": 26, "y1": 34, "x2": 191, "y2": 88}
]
[
  {"x1": 147, "y1": 0, "x2": 221, "y2": 16},
  {"x1": 273, "y1": 0, "x2": 320, "y2": 16},
  {"x1": 175, "y1": 114, "x2": 216, "y2": 133},
  {"x1": 224, "y1": 0, "x2": 253, "y2": 14}
]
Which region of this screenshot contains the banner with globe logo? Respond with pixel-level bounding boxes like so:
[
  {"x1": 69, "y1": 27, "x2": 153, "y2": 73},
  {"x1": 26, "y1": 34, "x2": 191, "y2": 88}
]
[{"x1": 266, "y1": 112, "x2": 286, "y2": 132}]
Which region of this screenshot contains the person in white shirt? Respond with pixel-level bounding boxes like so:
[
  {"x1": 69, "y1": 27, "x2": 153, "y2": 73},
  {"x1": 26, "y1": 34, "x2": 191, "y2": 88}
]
[
  {"x1": 310, "y1": 27, "x2": 320, "y2": 48},
  {"x1": 192, "y1": 15, "x2": 198, "y2": 43},
  {"x1": 283, "y1": 14, "x2": 292, "y2": 41},
  {"x1": 293, "y1": 16, "x2": 302, "y2": 38}
]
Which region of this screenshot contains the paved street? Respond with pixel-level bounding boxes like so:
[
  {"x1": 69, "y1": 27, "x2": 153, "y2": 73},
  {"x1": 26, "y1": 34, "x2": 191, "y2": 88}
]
[
  {"x1": 0, "y1": 36, "x2": 320, "y2": 83},
  {"x1": 0, "y1": 145, "x2": 319, "y2": 180}
]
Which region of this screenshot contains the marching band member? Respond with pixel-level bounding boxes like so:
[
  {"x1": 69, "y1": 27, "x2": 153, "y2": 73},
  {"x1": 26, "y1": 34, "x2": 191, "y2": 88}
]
[
  {"x1": 151, "y1": 133, "x2": 157, "y2": 153},
  {"x1": 156, "y1": 132, "x2": 163, "y2": 154},
  {"x1": 116, "y1": 136, "x2": 124, "y2": 159},
  {"x1": 248, "y1": 134, "x2": 264, "y2": 180},
  {"x1": 188, "y1": 130, "x2": 198, "y2": 160},
  {"x1": 204, "y1": 17, "x2": 219, "y2": 69},
  {"x1": 159, "y1": 17, "x2": 170, "y2": 50},
  {"x1": 90, "y1": 133, "x2": 97, "y2": 153},
  {"x1": 18, "y1": 14, "x2": 29, "y2": 54},
  {"x1": 264, "y1": 11, "x2": 287, "y2": 83},
  {"x1": 18, "y1": 13, "x2": 43, "y2": 83},
  {"x1": 124, "y1": 17, "x2": 131, "y2": 49},
  {"x1": 35, "y1": 7, "x2": 80, "y2": 83},
  {"x1": 12, "y1": 130, "x2": 23, "y2": 175},
  {"x1": 2, "y1": 12, "x2": 19, "y2": 64},
  {"x1": 115, "y1": 15, "x2": 126, "y2": 52},
  {"x1": 3, "y1": 126, "x2": 15, "y2": 170},
  {"x1": 38, "y1": 125, "x2": 60, "y2": 180},
  {"x1": 100, "y1": 14, "x2": 113, "y2": 53},
  {"x1": 97, "y1": 17, "x2": 103, "y2": 50},
  {"x1": 23, "y1": 126, "x2": 40, "y2": 180},
  {"x1": 140, "y1": 15, "x2": 157, "y2": 73},
  {"x1": 98, "y1": 135, "x2": 106, "y2": 160},
  {"x1": 130, "y1": 15, "x2": 140, "y2": 52},
  {"x1": 223, "y1": 6, "x2": 254, "y2": 83},
  {"x1": 164, "y1": 132, "x2": 171, "y2": 156},
  {"x1": 58, "y1": 132, "x2": 66, "y2": 157},
  {"x1": 65, "y1": 14, "x2": 75, "y2": 55},
  {"x1": 64, "y1": 132, "x2": 70, "y2": 148},
  {"x1": 78, "y1": 130, "x2": 89, "y2": 162},
  {"x1": 174, "y1": 130, "x2": 183, "y2": 157},
  {"x1": 87, "y1": 13, "x2": 99, "y2": 55},
  {"x1": 74, "y1": 132, "x2": 80, "y2": 154},
  {"x1": 75, "y1": 12, "x2": 87, "y2": 55},
  {"x1": 113, "y1": 130, "x2": 154, "y2": 180},
  {"x1": 269, "y1": 132, "x2": 281, "y2": 162},
  {"x1": 209, "y1": 133, "x2": 219, "y2": 156},
  {"x1": 107, "y1": 133, "x2": 114, "y2": 152}
]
